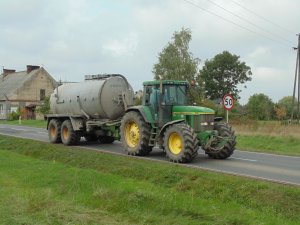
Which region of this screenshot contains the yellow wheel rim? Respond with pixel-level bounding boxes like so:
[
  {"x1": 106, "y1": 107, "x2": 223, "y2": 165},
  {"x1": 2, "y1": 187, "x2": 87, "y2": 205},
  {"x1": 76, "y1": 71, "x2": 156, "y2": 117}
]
[
  {"x1": 50, "y1": 126, "x2": 56, "y2": 138},
  {"x1": 168, "y1": 132, "x2": 182, "y2": 155},
  {"x1": 124, "y1": 121, "x2": 140, "y2": 148},
  {"x1": 63, "y1": 127, "x2": 69, "y2": 140}
]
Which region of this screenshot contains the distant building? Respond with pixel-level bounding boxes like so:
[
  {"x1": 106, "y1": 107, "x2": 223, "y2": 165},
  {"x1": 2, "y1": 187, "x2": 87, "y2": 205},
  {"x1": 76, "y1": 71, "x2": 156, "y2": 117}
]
[
  {"x1": 135, "y1": 90, "x2": 143, "y2": 99},
  {"x1": 0, "y1": 65, "x2": 57, "y2": 120}
]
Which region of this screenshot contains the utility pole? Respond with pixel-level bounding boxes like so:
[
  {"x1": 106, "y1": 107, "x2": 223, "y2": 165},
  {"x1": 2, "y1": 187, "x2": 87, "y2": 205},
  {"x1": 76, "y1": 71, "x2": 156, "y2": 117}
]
[{"x1": 291, "y1": 34, "x2": 300, "y2": 123}]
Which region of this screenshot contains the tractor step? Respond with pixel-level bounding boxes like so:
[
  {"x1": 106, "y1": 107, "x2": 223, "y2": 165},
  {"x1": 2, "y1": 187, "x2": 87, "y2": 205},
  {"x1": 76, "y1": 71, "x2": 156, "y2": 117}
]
[{"x1": 149, "y1": 127, "x2": 158, "y2": 146}]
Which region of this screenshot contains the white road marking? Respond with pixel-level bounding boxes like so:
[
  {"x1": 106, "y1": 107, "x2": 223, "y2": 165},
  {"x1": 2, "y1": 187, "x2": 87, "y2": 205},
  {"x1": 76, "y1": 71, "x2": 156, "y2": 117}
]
[
  {"x1": 11, "y1": 128, "x2": 26, "y2": 131},
  {"x1": 231, "y1": 157, "x2": 257, "y2": 162},
  {"x1": 199, "y1": 153, "x2": 257, "y2": 162},
  {"x1": 38, "y1": 131, "x2": 48, "y2": 134},
  {"x1": 235, "y1": 150, "x2": 300, "y2": 159}
]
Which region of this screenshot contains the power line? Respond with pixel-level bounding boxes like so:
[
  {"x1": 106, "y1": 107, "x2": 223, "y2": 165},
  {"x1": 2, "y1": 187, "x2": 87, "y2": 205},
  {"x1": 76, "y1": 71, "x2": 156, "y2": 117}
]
[
  {"x1": 182, "y1": 0, "x2": 291, "y2": 47},
  {"x1": 206, "y1": 0, "x2": 294, "y2": 45},
  {"x1": 231, "y1": 0, "x2": 295, "y2": 35}
]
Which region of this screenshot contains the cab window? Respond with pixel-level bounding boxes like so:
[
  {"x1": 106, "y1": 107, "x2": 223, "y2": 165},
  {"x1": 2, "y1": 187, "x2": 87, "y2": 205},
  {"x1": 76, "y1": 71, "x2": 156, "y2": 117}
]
[{"x1": 163, "y1": 85, "x2": 187, "y2": 105}]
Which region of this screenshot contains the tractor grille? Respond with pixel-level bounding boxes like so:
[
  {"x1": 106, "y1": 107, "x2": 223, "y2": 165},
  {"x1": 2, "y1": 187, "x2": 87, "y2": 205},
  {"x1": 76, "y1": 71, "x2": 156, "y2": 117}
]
[{"x1": 193, "y1": 114, "x2": 215, "y2": 132}]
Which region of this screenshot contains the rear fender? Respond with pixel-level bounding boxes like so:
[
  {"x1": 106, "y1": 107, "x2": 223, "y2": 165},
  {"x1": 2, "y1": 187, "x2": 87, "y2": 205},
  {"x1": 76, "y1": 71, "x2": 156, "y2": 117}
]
[
  {"x1": 125, "y1": 106, "x2": 155, "y2": 124},
  {"x1": 158, "y1": 119, "x2": 185, "y2": 137}
]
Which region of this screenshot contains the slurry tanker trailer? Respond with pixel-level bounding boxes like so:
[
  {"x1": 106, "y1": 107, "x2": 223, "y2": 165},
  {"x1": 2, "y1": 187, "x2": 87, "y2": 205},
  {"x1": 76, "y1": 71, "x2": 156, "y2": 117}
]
[{"x1": 46, "y1": 74, "x2": 236, "y2": 163}]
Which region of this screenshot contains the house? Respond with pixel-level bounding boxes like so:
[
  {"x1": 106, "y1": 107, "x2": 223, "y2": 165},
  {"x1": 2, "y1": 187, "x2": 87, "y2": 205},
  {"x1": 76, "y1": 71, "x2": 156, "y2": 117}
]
[{"x1": 0, "y1": 65, "x2": 57, "y2": 120}]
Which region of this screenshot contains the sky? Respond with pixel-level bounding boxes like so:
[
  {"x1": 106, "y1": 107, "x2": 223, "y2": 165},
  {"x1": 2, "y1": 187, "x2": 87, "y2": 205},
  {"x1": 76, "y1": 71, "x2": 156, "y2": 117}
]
[{"x1": 0, "y1": 0, "x2": 299, "y2": 105}]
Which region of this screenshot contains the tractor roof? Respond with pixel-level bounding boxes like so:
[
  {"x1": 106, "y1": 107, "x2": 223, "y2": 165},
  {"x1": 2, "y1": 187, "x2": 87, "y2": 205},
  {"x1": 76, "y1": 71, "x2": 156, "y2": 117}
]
[{"x1": 143, "y1": 80, "x2": 189, "y2": 86}]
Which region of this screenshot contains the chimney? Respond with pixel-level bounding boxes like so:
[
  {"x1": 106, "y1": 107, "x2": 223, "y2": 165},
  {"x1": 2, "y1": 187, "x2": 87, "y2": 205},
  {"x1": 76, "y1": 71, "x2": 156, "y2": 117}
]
[
  {"x1": 26, "y1": 65, "x2": 40, "y2": 74},
  {"x1": 2, "y1": 68, "x2": 16, "y2": 77}
]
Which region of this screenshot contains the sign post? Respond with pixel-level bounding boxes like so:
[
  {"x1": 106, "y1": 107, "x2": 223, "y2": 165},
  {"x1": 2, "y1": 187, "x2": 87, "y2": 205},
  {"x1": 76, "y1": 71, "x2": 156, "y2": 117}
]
[{"x1": 223, "y1": 94, "x2": 234, "y2": 123}]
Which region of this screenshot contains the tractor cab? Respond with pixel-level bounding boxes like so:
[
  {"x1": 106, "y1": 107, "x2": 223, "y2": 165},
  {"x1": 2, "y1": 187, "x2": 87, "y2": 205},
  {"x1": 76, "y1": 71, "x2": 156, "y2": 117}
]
[{"x1": 143, "y1": 80, "x2": 188, "y2": 127}]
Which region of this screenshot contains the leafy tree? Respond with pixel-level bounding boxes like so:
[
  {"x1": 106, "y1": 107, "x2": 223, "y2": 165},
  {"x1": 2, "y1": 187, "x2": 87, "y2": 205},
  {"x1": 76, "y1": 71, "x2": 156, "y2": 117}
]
[
  {"x1": 277, "y1": 96, "x2": 298, "y2": 118},
  {"x1": 274, "y1": 105, "x2": 287, "y2": 120},
  {"x1": 36, "y1": 96, "x2": 51, "y2": 115},
  {"x1": 199, "y1": 51, "x2": 252, "y2": 100},
  {"x1": 153, "y1": 27, "x2": 200, "y2": 81},
  {"x1": 246, "y1": 93, "x2": 274, "y2": 120}
]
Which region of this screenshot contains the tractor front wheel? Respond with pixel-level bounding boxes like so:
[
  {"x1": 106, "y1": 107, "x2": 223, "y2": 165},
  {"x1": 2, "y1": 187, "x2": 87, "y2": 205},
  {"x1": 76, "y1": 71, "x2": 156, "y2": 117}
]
[
  {"x1": 205, "y1": 123, "x2": 236, "y2": 159},
  {"x1": 120, "y1": 111, "x2": 152, "y2": 156},
  {"x1": 164, "y1": 123, "x2": 198, "y2": 163}
]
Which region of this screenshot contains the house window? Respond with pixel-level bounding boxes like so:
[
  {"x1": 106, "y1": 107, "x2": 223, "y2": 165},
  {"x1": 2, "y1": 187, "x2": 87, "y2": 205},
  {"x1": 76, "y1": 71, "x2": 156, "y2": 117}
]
[
  {"x1": 0, "y1": 104, "x2": 3, "y2": 114},
  {"x1": 40, "y1": 89, "x2": 45, "y2": 101}
]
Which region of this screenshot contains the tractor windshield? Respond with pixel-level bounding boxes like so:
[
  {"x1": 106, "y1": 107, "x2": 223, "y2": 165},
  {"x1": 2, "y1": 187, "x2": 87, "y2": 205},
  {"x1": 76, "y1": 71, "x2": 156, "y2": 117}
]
[{"x1": 163, "y1": 85, "x2": 187, "y2": 105}]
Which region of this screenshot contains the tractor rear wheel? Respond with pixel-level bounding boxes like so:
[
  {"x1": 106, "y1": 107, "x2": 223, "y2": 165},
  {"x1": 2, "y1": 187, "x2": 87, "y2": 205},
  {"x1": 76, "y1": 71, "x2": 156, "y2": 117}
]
[
  {"x1": 164, "y1": 123, "x2": 198, "y2": 163},
  {"x1": 205, "y1": 123, "x2": 236, "y2": 159},
  {"x1": 48, "y1": 119, "x2": 62, "y2": 143},
  {"x1": 120, "y1": 111, "x2": 152, "y2": 156},
  {"x1": 61, "y1": 120, "x2": 80, "y2": 145}
]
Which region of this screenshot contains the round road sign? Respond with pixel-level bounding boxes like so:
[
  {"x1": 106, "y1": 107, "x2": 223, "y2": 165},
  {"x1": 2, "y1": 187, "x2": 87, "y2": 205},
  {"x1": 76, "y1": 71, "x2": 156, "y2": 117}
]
[{"x1": 223, "y1": 94, "x2": 234, "y2": 110}]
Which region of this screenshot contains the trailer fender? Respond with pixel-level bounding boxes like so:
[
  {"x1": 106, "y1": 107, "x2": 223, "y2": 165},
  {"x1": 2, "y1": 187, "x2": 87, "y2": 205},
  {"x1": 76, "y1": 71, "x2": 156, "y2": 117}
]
[
  {"x1": 46, "y1": 115, "x2": 84, "y2": 131},
  {"x1": 69, "y1": 117, "x2": 85, "y2": 131}
]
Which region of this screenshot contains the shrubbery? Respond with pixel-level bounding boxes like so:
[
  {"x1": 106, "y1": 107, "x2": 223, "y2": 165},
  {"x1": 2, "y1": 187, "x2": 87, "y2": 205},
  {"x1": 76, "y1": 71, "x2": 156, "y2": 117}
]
[{"x1": 8, "y1": 107, "x2": 20, "y2": 121}]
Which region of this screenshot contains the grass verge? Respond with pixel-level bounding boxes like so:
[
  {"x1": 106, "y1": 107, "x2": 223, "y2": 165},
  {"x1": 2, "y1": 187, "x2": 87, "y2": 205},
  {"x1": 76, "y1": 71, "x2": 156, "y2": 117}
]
[
  {"x1": 234, "y1": 121, "x2": 300, "y2": 156},
  {"x1": 237, "y1": 135, "x2": 300, "y2": 156},
  {"x1": 0, "y1": 119, "x2": 47, "y2": 128},
  {"x1": 0, "y1": 135, "x2": 299, "y2": 225}
]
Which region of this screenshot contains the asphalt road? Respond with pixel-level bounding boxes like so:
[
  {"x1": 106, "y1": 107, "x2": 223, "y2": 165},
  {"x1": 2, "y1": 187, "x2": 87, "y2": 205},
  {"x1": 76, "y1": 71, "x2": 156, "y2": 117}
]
[{"x1": 0, "y1": 124, "x2": 299, "y2": 186}]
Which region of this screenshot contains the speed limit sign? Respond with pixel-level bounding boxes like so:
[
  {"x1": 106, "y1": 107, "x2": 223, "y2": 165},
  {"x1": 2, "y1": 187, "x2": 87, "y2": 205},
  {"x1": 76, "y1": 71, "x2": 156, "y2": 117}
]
[{"x1": 223, "y1": 94, "x2": 234, "y2": 110}]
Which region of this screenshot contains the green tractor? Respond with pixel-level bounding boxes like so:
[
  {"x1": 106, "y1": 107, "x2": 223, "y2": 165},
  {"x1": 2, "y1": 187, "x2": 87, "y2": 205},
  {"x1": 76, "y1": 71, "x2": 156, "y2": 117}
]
[{"x1": 120, "y1": 80, "x2": 236, "y2": 163}]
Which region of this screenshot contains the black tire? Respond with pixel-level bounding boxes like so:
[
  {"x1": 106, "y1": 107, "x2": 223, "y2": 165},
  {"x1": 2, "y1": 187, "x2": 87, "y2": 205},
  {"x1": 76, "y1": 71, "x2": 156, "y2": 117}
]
[
  {"x1": 61, "y1": 120, "x2": 80, "y2": 145},
  {"x1": 84, "y1": 134, "x2": 98, "y2": 142},
  {"x1": 205, "y1": 123, "x2": 236, "y2": 159},
  {"x1": 48, "y1": 119, "x2": 62, "y2": 143},
  {"x1": 99, "y1": 136, "x2": 115, "y2": 144},
  {"x1": 120, "y1": 111, "x2": 152, "y2": 156},
  {"x1": 164, "y1": 123, "x2": 198, "y2": 163}
]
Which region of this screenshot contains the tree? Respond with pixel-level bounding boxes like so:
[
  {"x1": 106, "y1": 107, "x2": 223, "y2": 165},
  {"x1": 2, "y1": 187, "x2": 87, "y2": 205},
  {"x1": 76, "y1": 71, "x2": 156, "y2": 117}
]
[
  {"x1": 36, "y1": 96, "x2": 51, "y2": 115},
  {"x1": 246, "y1": 93, "x2": 274, "y2": 120},
  {"x1": 277, "y1": 96, "x2": 298, "y2": 118},
  {"x1": 153, "y1": 27, "x2": 200, "y2": 81},
  {"x1": 199, "y1": 51, "x2": 252, "y2": 100},
  {"x1": 274, "y1": 105, "x2": 287, "y2": 120}
]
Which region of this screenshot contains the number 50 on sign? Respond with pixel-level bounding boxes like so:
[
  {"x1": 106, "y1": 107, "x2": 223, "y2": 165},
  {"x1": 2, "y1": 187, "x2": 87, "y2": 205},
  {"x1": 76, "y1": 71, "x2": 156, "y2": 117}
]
[{"x1": 223, "y1": 94, "x2": 234, "y2": 110}]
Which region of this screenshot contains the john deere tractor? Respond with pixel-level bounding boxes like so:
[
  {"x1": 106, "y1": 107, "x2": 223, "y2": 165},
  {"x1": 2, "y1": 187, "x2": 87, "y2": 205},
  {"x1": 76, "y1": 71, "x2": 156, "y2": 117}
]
[{"x1": 120, "y1": 80, "x2": 236, "y2": 163}]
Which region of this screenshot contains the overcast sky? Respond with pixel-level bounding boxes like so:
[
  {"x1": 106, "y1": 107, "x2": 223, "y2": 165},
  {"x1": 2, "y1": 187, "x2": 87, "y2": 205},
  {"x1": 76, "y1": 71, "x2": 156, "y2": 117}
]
[{"x1": 0, "y1": 0, "x2": 299, "y2": 104}]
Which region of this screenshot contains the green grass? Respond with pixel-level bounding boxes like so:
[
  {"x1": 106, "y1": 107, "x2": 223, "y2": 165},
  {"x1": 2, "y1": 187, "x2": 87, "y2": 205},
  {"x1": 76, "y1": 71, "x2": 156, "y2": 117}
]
[
  {"x1": 0, "y1": 119, "x2": 47, "y2": 128},
  {"x1": 237, "y1": 135, "x2": 300, "y2": 156},
  {"x1": 233, "y1": 120, "x2": 300, "y2": 156},
  {"x1": 0, "y1": 135, "x2": 299, "y2": 225}
]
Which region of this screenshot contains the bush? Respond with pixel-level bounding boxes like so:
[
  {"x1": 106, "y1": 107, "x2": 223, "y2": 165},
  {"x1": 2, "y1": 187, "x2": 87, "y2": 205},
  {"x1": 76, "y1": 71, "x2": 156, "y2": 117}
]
[{"x1": 8, "y1": 110, "x2": 20, "y2": 121}]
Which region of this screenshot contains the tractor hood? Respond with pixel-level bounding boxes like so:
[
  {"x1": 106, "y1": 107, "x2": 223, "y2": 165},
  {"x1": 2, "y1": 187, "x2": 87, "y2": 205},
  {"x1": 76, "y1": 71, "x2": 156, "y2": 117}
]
[{"x1": 172, "y1": 105, "x2": 215, "y2": 116}]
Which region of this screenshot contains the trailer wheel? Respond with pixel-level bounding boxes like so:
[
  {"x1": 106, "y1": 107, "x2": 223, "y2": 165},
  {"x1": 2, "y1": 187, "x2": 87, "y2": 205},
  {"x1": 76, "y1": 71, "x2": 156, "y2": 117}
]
[
  {"x1": 164, "y1": 123, "x2": 198, "y2": 163},
  {"x1": 61, "y1": 120, "x2": 80, "y2": 145},
  {"x1": 205, "y1": 123, "x2": 236, "y2": 159},
  {"x1": 48, "y1": 119, "x2": 62, "y2": 143},
  {"x1": 99, "y1": 136, "x2": 115, "y2": 144},
  {"x1": 120, "y1": 111, "x2": 152, "y2": 156}
]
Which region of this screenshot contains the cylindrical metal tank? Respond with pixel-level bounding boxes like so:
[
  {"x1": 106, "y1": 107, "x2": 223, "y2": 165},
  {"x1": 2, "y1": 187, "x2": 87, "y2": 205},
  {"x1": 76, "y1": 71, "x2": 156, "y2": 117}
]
[{"x1": 50, "y1": 75, "x2": 134, "y2": 120}]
